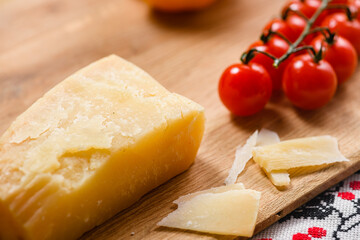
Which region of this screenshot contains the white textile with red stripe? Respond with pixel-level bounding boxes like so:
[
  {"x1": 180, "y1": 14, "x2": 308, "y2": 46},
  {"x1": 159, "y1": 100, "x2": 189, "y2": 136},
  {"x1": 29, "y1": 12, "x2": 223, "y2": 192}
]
[{"x1": 254, "y1": 171, "x2": 360, "y2": 240}]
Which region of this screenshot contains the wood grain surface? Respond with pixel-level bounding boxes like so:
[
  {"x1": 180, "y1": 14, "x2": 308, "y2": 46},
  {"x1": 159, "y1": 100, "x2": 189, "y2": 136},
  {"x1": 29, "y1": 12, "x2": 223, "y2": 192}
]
[{"x1": 1, "y1": 0, "x2": 360, "y2": 239}]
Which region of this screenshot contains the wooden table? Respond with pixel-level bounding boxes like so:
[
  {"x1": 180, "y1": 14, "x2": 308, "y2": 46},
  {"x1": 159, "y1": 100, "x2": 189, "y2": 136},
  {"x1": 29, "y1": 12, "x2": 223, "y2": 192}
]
[{"x1": 1, "y1": 0, "x2": 360, "y2": 239}]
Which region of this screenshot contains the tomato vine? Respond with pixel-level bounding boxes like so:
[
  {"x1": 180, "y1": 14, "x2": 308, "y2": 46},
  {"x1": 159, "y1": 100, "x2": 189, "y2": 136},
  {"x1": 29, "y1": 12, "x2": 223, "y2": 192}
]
[
  {"x1": 242, "y1": 0, "x2": 333, "y2": 67},
  {"x1": 218, "y1": 0, "x2": 360, "y2": 116}
]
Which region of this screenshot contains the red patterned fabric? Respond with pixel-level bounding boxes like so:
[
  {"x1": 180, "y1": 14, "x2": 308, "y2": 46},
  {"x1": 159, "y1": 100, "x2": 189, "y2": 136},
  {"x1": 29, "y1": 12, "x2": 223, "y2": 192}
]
[
  {"x1": 253, "y1": 171, "x2": 360, "y2": 240},
  {"x1": 308, "y1": 227, "x2": 326, "y2": 238}
]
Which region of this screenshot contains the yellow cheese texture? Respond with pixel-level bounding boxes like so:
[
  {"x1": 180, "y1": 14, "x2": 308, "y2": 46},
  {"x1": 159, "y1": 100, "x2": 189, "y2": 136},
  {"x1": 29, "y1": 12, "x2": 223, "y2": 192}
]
[
  {"x1": 256, "y1": 129, "x2": 290, "y2": 187},
  {"x1": 158, "y1": 184, "x2": 261, "y2": 237},
  {"x1": 253, "y1": 136, "x2": 348, "y2": 173},
  {"x1": 0, "y1": 55, "x2": 205, "y2": 240}
]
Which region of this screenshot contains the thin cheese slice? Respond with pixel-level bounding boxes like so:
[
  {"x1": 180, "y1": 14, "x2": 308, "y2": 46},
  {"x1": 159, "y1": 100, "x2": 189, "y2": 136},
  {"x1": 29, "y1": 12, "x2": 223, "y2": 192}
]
[
  {"x1": 158, "y1": 184, "x2": 261, "y2": 237},
  {"x1": 225, "y1": 131, "x2": 258, "y2": 185},
  {"x1": 256, "y1": 129, "x2": 290, "y2": 187},
  {"x1": 253, "y1": 136, "x2": 348, "y2": 172},
  {"x1": 0, "y1": 55, "x2": 205, "y2": 240}
]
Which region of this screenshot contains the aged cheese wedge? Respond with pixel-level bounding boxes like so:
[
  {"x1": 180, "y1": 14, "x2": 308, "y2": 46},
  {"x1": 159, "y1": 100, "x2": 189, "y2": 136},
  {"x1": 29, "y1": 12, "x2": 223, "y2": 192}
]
[
  {"x1": 158, "y1": 184, "x2": 261, "y2": 237},
  {"x1": 253, "y1": 136, "x2": 348, "y2": 173},
  {"x1": 0, "y1": 55, "x2": 205, "y2": 240},
  {"x1": 224, "y1": 131, "x2": 258, "y2": 185},
  {"x1": 256, "y1": 129, "x2": 290, "y2": 187}
]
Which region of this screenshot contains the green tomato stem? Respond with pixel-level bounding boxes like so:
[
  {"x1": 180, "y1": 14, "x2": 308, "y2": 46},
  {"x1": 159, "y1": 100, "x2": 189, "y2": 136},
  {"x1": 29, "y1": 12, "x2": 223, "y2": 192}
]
[
  {"x1": 282, "y1": 7, "x2": 309, "y2": 21},
  {"x1": 273, "y1": 0, "x2": 331, "y2": 67},
  {"x1": 241, "y1": 0, "x2": 353, "y2": 67},
  {"x1": 308, "y1": 27, "x2": 336, "y2": 44},
  {"x1": 240, "y1": 49, "x2": 277, "y2": 65}
]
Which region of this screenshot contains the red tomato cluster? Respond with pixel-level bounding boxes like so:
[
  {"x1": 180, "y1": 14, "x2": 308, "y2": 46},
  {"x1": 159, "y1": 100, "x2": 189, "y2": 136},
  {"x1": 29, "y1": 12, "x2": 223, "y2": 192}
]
[{"x1": 218, "y1": 0, "x2": 360, "y2": 116}]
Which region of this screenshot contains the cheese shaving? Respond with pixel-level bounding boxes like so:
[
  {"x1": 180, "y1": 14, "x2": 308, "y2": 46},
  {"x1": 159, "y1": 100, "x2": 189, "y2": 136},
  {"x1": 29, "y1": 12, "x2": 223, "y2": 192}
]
[
  {"x1": 224, "y1": 130, "x2": 258, "y2": 185},
  {"x1": 253, "y1": 136, "x2": 349, "y2": 172},
  {"x1": 158, "y1": 184, "x2": 261, "y2": 237},
  {"x1": 256, "y1": 129, "x2": 290, "y2": 187},
  {"x1": 256, "y1": 128, "x2": 280, "y2": 146}
]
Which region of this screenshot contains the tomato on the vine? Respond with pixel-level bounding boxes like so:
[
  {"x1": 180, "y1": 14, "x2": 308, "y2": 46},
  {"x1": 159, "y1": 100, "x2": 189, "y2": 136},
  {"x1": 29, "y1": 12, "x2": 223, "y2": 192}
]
[
  {"x1": 281, "y1": 0, "x2": 321, "y2": 19},
  {"x1": 218, "y1": 0, "x2": 359, "y2": 115},
  {"x1": 326, "y1": 0, "x2": 359, "y2": 20},
  {"x1": 281, "y1": 0, "x2": 357, "y2": 26},
  {"x1": 286, "y1": 14, "x2": 313, "y2": 44},
  {"x1": 311, "y1": 35, "x2": 357, "y2": 84},
  {"x1": 282, "y1": 54, "x2": 337, "y2": 110},
  {"x1": 248, "y1": 36, "x2": 292, "y2": 90},
  {"x1": 218, "y1": 63, "x2": 272, "y2": 116},
  {"x1": 321, "y1": 12, "x2": 360, "y2": 54},
  {"x1": 263, "y1": 15, "x2": 311, "y2": 44},
  {"x1": 281, "y1": 0, "x2": 329, "y2": 25},
  {"x1": 264, "y1": 18, "x2": 296, "y2": 42}
]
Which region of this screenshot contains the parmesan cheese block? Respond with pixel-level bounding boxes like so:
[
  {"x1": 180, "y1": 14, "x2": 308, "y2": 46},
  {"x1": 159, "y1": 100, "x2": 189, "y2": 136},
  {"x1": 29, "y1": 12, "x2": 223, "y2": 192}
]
[
  {"x1": 253, "y1": 136, "x2": 348, "y2": 173},
  {"x1": 0, "y1": 55, "x2": 205, "y2": 240},
  {"x1": 158, "y1": 184, "x2": 261, "y2": 237}
]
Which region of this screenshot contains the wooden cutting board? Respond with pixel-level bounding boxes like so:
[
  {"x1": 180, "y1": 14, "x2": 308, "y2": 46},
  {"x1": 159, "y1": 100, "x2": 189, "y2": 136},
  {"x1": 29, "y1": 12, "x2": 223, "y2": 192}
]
[{"x1": 1, "y1": 0, "x2": 360, "y2": 239}]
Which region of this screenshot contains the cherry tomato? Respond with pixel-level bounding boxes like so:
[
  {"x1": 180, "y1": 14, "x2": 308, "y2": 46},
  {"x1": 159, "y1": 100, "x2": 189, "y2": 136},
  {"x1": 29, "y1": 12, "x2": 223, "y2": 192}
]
[
  {"x1": 281, "y1": 0, "x2": 320, "y2": 19},
  {"x1": 286, "y1": 14, "x2": 313, "y2": 44},
  {"x1": 248, "y1": 37, "x2": 292, "y2": 90},
  {"x1": 282, "y1": 0, "x2": 355, "y2": 26},
  {"x1": 264, "y1": 18, "x2": 296, "y2": 42},
  {"x1": 321, "y1": 13, "x2": 360, "y2": 55},
  {"x1": 311, "y1": 35, "x2": 357, "y2": 84},
  {"x1": 263, "y1": 15, "x2": 311, "y2": 44},
  {"x1": 326, "y1": 1, "x2": 358, "y2": 20},
  {"x1": 218, "y1": 63, "x2": 272, "y2": 116},
  {"x1": 282, "y1": 54, "x2": 337, "y2": 110}
]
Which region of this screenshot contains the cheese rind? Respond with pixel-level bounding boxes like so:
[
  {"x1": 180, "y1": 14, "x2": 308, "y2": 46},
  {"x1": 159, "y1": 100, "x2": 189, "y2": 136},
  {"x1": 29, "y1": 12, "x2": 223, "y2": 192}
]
[
  {"x1": 159, "y1": 185, "x2": 261, "y2": 237},
  {"x1": 252, "y1": 136, "x2": 348, "y2": 172},
  {"x1": 0, "y1": 55, "x2": 205, "y2": 240}
]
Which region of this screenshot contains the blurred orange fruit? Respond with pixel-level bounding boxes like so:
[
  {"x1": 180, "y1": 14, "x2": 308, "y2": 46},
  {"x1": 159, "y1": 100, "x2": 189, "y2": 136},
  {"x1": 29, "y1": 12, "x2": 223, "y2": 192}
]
[{"x1": 145, "y1": 0, "x2": 216, "y2": 12}]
